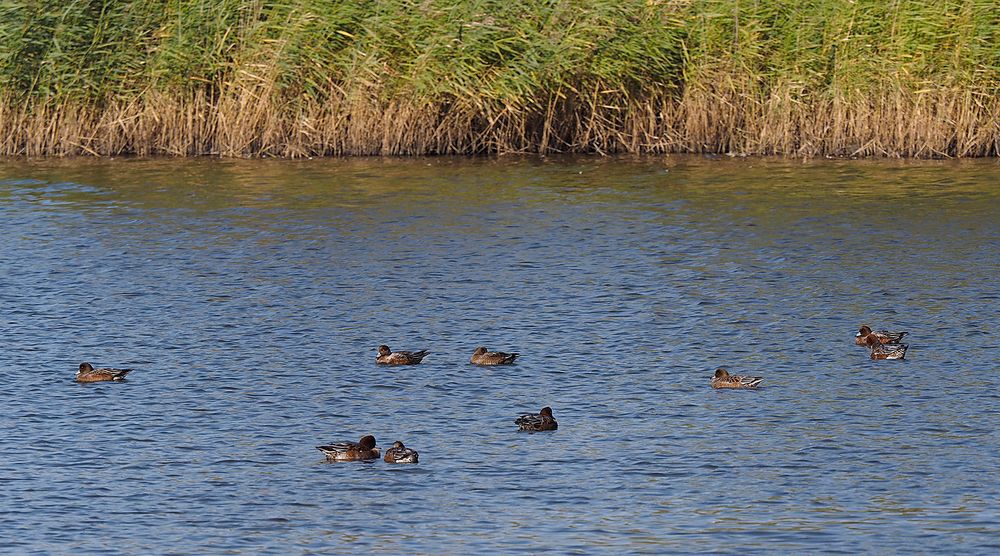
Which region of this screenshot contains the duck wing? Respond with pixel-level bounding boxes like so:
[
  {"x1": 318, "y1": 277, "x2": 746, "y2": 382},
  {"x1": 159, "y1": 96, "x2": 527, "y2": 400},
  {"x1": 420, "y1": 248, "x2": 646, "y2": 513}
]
[
  {"x1": 870, "y1": 343, "x2": 908, "y2": 359},
  {"x1": 735, "y1": 374, "x2": 764, "y2": 388},
  {"x1": 475, "y1": 351, "x2": 518, "y2": 364},
  {"x1": 105, "y1": 368, "x2": 132, "y2": 379},
  {"x1": 316, "y1": 441, "x2": 356, "y2": 455},
  {"x1": 712, "y1": 374, "x2": 763, "y2": 388},
  {"x1": 397, "y1": 350, "x2": 429, "y2": 363},
  {"x1": 879, "y1": 331, "x2": 908, "y2": 343},
  {"x1": 514, "y1": 413, "x2": 542, "y2": 429}
]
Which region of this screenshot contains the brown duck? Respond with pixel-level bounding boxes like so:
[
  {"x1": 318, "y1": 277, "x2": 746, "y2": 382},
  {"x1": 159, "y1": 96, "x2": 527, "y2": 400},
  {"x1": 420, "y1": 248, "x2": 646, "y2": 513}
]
[
  {"x1": 855, "y1": 325, "x2": 908, "y2": 346},
  {"x1": 75, "y1": 362, "x2": 132, "y2": 383},
  {"x1": 710, "y1": 368, "x2": 763, "y2": 389},
  {"x1": 515, "y1": 406, "x2": 558, "y2": 431},
  {"x1": 316, "y1": 435, "x2": 380, "y2": 461},
  {"x1": 470, "y1": 346, "x2": 519, "y2": 365},
  {"x1": 376, "y1": 345, "x2": 429, "y2": 365},
  {"x1": 383, "y1": 441, "x2": 419, "y2": 464}
]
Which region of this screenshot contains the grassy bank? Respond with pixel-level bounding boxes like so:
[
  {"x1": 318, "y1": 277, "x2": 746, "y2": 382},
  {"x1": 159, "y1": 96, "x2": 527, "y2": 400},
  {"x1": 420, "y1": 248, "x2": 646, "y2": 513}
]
[{"x1": 1, "y1": 0, "x2": 997, "y2": 157}]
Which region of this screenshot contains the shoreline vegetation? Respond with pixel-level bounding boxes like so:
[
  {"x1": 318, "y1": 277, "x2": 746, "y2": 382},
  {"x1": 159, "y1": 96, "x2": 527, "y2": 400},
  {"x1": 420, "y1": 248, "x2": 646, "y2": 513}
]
[{"x1": 1, "y1": 1, "x2": 997, "y2": 158}]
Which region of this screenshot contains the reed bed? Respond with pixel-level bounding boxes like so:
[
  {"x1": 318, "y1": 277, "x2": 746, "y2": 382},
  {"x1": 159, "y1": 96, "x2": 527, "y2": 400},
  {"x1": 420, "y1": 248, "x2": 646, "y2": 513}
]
[{"x1": 1, "y1": 0, "x2": 997, "y2": 157}]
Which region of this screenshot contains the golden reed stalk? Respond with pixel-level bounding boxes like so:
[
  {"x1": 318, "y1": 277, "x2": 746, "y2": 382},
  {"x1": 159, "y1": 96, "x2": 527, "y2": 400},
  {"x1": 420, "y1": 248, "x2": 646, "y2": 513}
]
[{"x1": 3, "y1": 84, "x2": 996, "y2": 157}]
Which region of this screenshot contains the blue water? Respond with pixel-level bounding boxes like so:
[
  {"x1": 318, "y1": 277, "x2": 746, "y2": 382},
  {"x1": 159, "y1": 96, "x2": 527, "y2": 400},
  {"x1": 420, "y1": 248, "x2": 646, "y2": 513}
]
[{"x1": 1, "y1": 157, "x2": 998, "y2": 554}]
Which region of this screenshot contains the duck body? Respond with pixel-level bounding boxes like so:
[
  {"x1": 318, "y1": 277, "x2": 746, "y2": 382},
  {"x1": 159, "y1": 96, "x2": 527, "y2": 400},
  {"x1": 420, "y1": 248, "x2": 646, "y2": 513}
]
[
  {"x1": 710, "y1": 368, "x2": 763, "y2": 389},
  {"x1": 317, "y1": 435, "x2": 380, "y2": 461},
  {"x1": 515, "y1": 406, "x2": 558, "y2": 431},
  {"x1": 866, "y1": 339, "x2": 908, "y2": 360},
  {"x1": 470, "y1": 347, "x2": 518, "y2": 365},
  {"x1": 855, "y1": 325, "x2": 907, "y2": 345},
  {"x1": 376, "y1": 345, "x2": 429, "y2": 365},
  {"x1": 865, "y1": 334, "x2": 910, "y2": 360},
  {"x1": 75, "y1": 362, "x2": 132, "y2": 383},
  {"x1": 383, "y1": 441, "x2": 419, "y2": 463}
]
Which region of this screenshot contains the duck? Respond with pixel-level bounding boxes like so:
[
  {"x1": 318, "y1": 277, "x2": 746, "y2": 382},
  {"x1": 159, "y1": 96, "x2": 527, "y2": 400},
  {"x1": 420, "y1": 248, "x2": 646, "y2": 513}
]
[
  {"x1": 75, "y1": 362, "x2": 132, "y2": 383},
  {"x1": 316, "y1": 435, "x2": 380, "y2": 461},
  {"x1": 710, "y1": 368, "x2": 763, "y2": 389},
  {"x1": 855, "y1": 325, "x2": 907, "y2": 345},
  {"x1": 514, "y1": 406, "x2": 558, "y2": 431},
  {"x1": 383, "y1": 440, "x2": 419, "y2": 464},
  {"x1": 470, "y1": 346, "x2": 518, "y2": 365},
  {"x1": 864, "y1": 334, "x2": 908, "y2": 359},
  {"x1": 376, "y1": 345, "x2": 429, "y2": 365}
]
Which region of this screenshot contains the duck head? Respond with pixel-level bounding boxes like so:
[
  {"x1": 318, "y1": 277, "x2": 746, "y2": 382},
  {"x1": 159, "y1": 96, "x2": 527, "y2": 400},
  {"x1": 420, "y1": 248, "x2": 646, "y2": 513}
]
[
  {"x1": 377, "y1": 345, "x2": 391, "y2": 356},
  {"x1": 359, "y1": 435, "x2": 377, "y2": 450}
]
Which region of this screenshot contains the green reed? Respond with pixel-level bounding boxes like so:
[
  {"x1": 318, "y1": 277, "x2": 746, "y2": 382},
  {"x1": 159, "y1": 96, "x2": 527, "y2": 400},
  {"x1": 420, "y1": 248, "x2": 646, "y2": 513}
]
[{"x1": 1, "y1": 0, "x2": 997, "y2": 156}]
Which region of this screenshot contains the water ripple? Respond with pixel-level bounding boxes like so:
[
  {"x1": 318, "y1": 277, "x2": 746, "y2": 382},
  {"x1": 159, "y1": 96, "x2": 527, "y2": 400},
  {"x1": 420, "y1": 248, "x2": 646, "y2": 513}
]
[{"x1": 1, "y1": 157, "x2": 998, "y2": 553}]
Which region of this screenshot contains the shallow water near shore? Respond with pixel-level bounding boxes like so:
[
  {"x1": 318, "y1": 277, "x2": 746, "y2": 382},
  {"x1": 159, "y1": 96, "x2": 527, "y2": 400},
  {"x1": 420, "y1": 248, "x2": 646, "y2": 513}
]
[{"x1": 1, "y1": 156, "x2": 998, "y2": 554}]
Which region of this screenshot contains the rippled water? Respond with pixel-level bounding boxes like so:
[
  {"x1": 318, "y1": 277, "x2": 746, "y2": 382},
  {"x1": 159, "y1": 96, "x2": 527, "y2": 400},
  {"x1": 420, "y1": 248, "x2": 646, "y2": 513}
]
[{"x1": 1, "y1": 156, "x2": 998, "y2": 554}]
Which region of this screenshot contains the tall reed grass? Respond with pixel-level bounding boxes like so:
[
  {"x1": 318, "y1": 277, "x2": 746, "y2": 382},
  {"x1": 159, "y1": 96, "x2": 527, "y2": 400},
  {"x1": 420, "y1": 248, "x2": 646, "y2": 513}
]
[{"x1": 1, "y1": 0, "x2": 997, "y2": 157}]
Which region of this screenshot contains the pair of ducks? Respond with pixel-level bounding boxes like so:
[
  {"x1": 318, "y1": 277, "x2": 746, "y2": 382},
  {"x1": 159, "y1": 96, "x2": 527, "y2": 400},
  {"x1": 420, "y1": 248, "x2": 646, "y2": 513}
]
[
  {"x1": 319, "y1": 406, "x2": 559, "y2": 463},
  {"x1": 317, "y1": 436, "x2": 419, "y2": 463},
  {"x1": 376, "y1": 345, "x2": 518, "y2": 365},
  {"x1": 856, "y1": 325, "x2": 909, "y2": 359}
]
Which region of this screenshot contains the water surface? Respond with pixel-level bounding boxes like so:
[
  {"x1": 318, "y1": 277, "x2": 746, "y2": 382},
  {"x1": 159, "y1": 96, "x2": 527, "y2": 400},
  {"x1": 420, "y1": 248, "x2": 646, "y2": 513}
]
[{"x1": 1, "y1": 156, "x2": 998, "y2": 554}]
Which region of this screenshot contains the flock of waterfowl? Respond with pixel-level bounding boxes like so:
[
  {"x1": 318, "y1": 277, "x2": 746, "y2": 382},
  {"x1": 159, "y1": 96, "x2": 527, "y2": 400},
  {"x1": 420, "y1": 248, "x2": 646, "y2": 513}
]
[
  {"x1": 704, "y1": 324, "x2": 909, "y2": 390},
  {"x1": 75, "y1": 326, "x2": 909, "y2": 463}
]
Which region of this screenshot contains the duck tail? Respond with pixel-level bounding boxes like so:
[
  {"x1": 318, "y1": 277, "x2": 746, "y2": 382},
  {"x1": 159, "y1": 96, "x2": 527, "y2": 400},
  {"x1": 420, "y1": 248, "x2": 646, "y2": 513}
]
[
  {"x1": 113, "y1": 369, "x2": 133, "y2": 380},
  {"x1": 504, "y1": 353, "x2": 519, "y2": 364}
]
